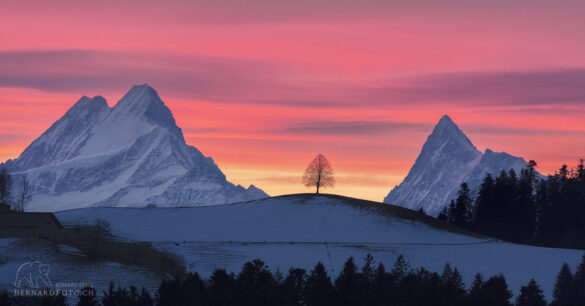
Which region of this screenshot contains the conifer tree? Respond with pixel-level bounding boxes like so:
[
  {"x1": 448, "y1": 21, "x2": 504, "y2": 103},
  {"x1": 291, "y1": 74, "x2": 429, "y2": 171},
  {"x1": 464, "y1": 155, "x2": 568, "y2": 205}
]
[
  {"x1": 0, "y1": 290, "x2": 10, "y2": 306},
  {"x1": 234, "y1": 259, "x2": 278, "y2": 306},
  {"x1": 439, "y1": 263, "x2": 465, "y2": 306},
  {"x1": 447, "y1": 200, "x2": 456, "y2": 224},
  {"x1": 181, "y1": 273, "x2": 208, "y2": 305},
  {"x1": 391, "y1": 255, "x2": 411, "y2": 281},
  {"x1": 371, "y1": 263, "x2": 394, "y2": 305},
  {"x1": 0, "y1": 169, "x2": 11, "y2": 207},
  {"x1": 303, "y1": 262, "x2": 335, "y2": 306},
  {"x1": 137, "y1": 287, "x2": 153, "y2": 306},
  {"x1": 437, "y1": 207, "x2": 448, "y2": 221},
  {"x1": 76, "y1": 286, "x2": 99, "y2": 306},
  {"x1": 515, "y1": 165, "x2": 537, "y2": 242},
  {"x1": 361, "y1": 253, "x2": 376, "y2": 305},
  {"x1": 474, "y1": 174, "x2": 495, "y2": 235},
  {"x1": 208, "y1": 269, "x2": 235, "y2": 306},
  {"x1": 334, "y1": 256, "x2": 364, "y2": 306},
  {"x1": 281, "y1": 268, "x2": 306, "y2": 306},
  {"x1": 552, "y1": 263, "x2": 576, "y2": 306},
  {"x1": 481, "y1": 275, "x2": 512, "y2": 306},
  {"x1": 467, "y1": 273, "x2": 485, "y2": 306},
  {"x1": 516, "y1": 279, "x2": 546, "y2": 306},
  {"x1": 453, "y1": 183, "x2": 473, "y2": 228},
  {"x1": 575, "y1": 254, "x2": 585, "y2": 305},
  {"x1": 155, "y1": 279, "x2": 182, "y2": 306}
]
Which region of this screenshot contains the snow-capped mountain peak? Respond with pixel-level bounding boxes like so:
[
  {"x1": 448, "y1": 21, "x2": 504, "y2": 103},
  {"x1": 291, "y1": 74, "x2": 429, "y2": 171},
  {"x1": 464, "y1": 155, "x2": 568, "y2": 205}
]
[
  {"x1": 432, "y1": 115, "x2": 475, "y2": 148},
  {"x1": 111, "y1": 84, "x2": 175, "y2": 127},
  {"x1": 384, "y1": 115, "x2": 531, "y2": 215},
  {"x1": 3, "y1": 85, "x2": 268, "y2": 211},
  {"x1": 69, "y1": 95, "x2": 108, "y2": 114}
]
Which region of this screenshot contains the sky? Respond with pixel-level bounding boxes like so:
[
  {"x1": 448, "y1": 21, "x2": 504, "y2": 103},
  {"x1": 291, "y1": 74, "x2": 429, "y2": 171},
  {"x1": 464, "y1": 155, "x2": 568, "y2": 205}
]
[{"x1": 1, "y1": 0, "x2": 585, "y2": 202}]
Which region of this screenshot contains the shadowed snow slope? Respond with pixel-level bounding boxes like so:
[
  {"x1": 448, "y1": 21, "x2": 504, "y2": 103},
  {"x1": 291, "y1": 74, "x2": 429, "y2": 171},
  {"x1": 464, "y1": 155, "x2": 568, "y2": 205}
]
[
  {"x1": 56, "y1": 194, "x2": 483, "y2": 243},
  {"x1": 1, "y1": 84, "x2": 267, "y2": 211}
]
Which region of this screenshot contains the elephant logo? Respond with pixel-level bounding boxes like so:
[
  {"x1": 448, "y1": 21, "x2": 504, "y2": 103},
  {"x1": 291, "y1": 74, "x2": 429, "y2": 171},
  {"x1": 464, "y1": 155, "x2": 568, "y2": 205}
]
[{"x1": 14, "y1": 261, "x2": 52, "y2": 289}]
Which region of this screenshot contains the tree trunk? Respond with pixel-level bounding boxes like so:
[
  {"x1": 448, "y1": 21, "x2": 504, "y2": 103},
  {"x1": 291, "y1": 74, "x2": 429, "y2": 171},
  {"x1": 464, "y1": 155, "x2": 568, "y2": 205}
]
[{"x1": 316, "y1": 184, "x2": 320, "y2": 194}]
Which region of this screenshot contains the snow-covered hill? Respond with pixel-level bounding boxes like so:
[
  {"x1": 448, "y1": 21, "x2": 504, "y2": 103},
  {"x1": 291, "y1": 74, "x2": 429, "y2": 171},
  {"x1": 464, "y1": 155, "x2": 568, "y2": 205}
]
[
  {"x1": 56, "y1": 194, "x2": 481, "y2": 244},
  {"x1": 1, "y1": 84, "x2": 267, "y2": 211},
  {"x1": 384, "y1": 115, "x2": 532, "y2": 215},
  {"x1": 55, "y1": 194, "x2": 583, "y2": 300}
]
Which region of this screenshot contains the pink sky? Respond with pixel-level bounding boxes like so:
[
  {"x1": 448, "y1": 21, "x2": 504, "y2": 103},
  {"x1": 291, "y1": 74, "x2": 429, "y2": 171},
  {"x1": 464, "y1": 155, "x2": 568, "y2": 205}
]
[{"x1": 1, "y1": 0, "x2": 585, "y2": 201}]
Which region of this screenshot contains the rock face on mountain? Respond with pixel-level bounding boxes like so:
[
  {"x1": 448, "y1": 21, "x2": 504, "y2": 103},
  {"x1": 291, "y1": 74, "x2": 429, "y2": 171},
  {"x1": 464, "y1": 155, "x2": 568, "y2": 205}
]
[
  {"x1": 2, "y1": 84, "x2": 268, "y2": 211},
  {"x1": 383, "y1": 115, "x2": 530, "y2": 216}
]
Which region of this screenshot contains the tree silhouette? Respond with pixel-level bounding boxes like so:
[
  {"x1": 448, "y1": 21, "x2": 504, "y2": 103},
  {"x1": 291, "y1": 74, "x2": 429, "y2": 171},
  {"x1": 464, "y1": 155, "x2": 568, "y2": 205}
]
[
  {"x1": 452, "y1": 183, "x2": 473, "y2": 228},
  {"x1": 480, "y1": 275, "x2": 513, "y2": 306},
  {"x1": 516, "y1": 279, "x2": 546, "y2": 306},
  {"x1": 552, "y1": 263, "x2": 575, "y2": 306},
  {"x1": 575, "y1": 255, "x2": 585, "y2": 305},
  {"x1": 302, "y1": 154, "x2": 335, "y2": 194},
  {"x1": 467, "y1": 273, "x2": 485, "y2": 305},
  {"x1": 334, "y1": 257, "x2": 364, "y2": 306},
  {"x1": 303, "y1": 262, "x2": 335, "y2": 306},
  {"x1": 76, "y1": 286, "x2": 99, "y2": 306},
  {"x1": 17, "y1": 176, "x2": 29, "y2": 212},
  {"x1": 0, "y1": 169, "x2": 11, "y2": 207}
]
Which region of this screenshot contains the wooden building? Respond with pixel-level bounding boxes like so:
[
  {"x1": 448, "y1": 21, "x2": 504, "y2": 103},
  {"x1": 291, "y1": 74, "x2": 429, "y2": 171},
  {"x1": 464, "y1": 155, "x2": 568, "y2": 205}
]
[{"x1": 0, "y1": 212, "x2": 63, "y2": 238}]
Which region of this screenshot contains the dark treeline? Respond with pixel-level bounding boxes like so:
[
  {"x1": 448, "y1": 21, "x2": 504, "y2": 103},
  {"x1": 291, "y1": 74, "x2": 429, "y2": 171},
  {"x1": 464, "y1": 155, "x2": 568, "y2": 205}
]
[
  {"x1": 439, "y1": 160, "x2": 585, "y2": 249},
  {"x1": 2, "y1": 254, "x2": 585, "y2": 306}
]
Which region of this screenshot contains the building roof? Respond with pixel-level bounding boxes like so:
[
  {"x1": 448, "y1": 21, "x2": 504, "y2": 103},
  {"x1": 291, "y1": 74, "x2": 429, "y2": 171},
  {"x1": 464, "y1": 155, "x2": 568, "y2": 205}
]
[{"x1": 0, "y1": 212, "x2": 63, "y2": 229}]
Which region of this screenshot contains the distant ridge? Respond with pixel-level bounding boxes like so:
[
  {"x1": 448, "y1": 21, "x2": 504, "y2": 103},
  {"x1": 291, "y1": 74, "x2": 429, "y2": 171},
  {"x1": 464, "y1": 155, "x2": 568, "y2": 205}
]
[
  {"x1": 384, "y1": 115, "x2": 532, "y2": 215},
  {"x1": 1, "y1": 84, "x2": 268, "y2": 211}
]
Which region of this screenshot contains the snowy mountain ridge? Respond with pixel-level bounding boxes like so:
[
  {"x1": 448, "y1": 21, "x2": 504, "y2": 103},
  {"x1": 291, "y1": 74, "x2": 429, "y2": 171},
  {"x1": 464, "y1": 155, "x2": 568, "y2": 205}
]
[
  {"x1": 2, "y1": 84, "x2": 268, "y2": 211},
  {"x1": 384, "y1": 115, "x2": 533, "y2": 216}
]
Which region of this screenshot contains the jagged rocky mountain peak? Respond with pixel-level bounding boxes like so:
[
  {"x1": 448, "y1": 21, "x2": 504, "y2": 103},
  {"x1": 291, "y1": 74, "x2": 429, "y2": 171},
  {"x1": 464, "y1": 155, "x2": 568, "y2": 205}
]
[
  {"x1": 384, "y1": 115, "x2": 532, "y2": 215},
  {"x1": 67, "y1": 95, "x2": 109, "y2": 115},
  {"x1": 4, "y1": 85, "x2": 268, "y2": 211},
  {"x1": 437, "y1": 114, "x2": 456, "y2": 127},
  {"x1": 426, "y1": 114, "x2": 477, "y2": 150},
  {"x1": 111, "y1": 84, "x2": 180, "y2": 132}
]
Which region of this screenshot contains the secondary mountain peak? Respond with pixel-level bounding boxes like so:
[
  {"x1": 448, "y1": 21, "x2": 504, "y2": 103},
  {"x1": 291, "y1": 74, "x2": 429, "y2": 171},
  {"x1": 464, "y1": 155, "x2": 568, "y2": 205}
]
[
  {"x1": 384, "y1": 115, "x2": 533, "y2": 215},
  {"x1": 68, "y1": 95, "x2": 109, "y2": 115}
]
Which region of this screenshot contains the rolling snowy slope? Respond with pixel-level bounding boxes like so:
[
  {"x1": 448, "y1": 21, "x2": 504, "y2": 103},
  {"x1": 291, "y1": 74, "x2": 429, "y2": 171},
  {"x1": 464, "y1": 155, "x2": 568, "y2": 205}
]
[
  {"x1": 1, "y1": 84, "x2": 267, "y2": 211},
  {"x1": 56, "y1": 194, "x2": 583, "y2": 300},
  {"x1": 384, "y1": 115, "x2": 533, "y2": 215},
  {"x1": 56, "y1": 194, "x2": 481, "y2": 243}
]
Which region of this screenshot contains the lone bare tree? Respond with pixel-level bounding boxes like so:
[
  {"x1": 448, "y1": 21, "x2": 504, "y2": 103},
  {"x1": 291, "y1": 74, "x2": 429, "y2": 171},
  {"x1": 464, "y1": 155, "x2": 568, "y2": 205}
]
[{"x1": 302, "y1": 154, "x2": 335, "y2": 194}]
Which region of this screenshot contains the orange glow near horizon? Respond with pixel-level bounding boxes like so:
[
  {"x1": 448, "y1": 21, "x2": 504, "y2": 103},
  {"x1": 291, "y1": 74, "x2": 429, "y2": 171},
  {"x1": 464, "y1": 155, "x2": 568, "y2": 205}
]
[{"x1": 1, "y1": 1, "x2": 585, "y2": 201}]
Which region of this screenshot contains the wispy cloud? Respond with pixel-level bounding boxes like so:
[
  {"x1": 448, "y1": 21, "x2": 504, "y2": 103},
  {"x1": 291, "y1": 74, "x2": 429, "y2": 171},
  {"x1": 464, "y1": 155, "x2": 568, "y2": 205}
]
[
  {"x1": 461, "y1": 124, "x2": 585, "y2": 137},
  {"x1": 391, "y1": 69, "x2": 585, "y2": 106},
  {"x1": 2, "y1": 50, "x2": 585, "y2": 110},
  {"x1": 283, "y1": 120, "x2": 430, "y2": 135}
]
